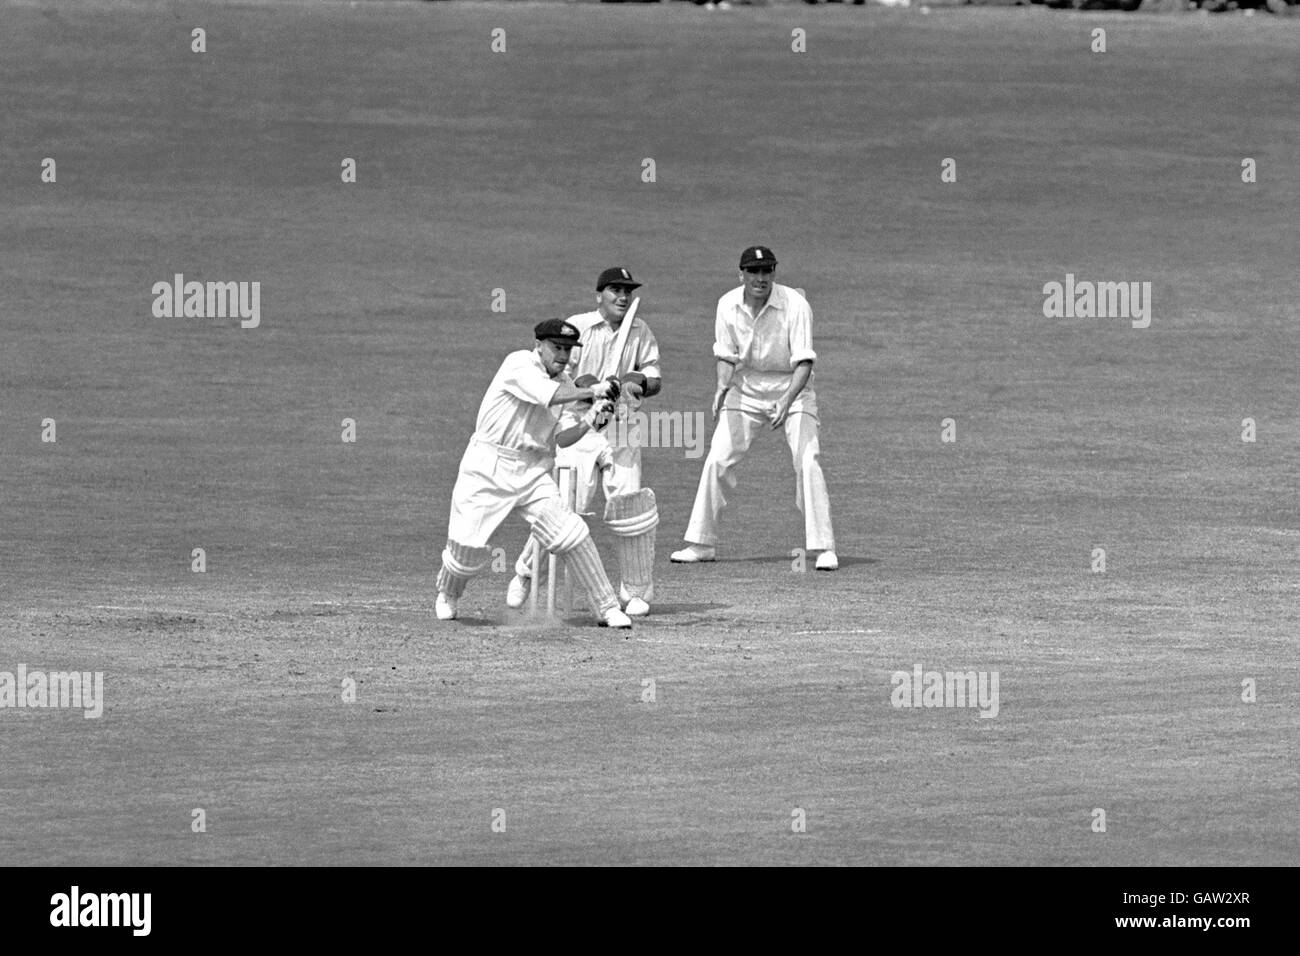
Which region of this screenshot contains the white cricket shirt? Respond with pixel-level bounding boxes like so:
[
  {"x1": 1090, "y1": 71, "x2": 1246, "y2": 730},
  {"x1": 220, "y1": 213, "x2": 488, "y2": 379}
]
[
  {"x1": 472, "y1": 349, "x2": 572, "y2": 453},
  {"x1": 712, "y1": 282, "x2": 818, "y2": 404}
]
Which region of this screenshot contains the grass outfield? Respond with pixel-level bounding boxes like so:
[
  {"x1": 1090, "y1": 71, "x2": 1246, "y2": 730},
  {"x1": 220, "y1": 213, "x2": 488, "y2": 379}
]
[{"x1": 1, "y1": 1, "x2": 1297, "y2": 865}]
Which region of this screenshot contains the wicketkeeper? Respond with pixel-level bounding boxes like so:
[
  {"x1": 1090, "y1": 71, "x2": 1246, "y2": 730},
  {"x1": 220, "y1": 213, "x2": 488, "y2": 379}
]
[
  {"x1": 506, "y1": 267, "x2": 663, "y2": 616},
  {"x1": 435, "y1": 319, "x2": 633, "y2": 629}
]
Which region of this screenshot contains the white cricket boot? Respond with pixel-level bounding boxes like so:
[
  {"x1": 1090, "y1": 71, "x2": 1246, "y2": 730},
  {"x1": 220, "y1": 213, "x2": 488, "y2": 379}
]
[
  {"x1": 601, "y1": 607, "x2": 633, "y2": 629},
  {"x1": 669, "y1": 544, "x2": 715, "y2": 563},
  {"x1": 435, "y1": 592, "x2": 458, "y2": 620},
  {"x1": 506, "y1": 574, "x2": 530, "y2": 609},
  {"x1": 619, "y1": 583, "x2": 652, "y2": 617},
  {"x1": 815, "y1": 550, "x2": 839, "y2": 571}
]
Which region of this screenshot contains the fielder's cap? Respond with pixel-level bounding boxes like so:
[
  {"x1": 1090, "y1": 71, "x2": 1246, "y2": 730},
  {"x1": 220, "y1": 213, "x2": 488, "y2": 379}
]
[
  {"x1": 739, "y1": 245, "x2": 778, "y2": 270},
  {"x1": 534, "y1": 318, "x2": 581, "y2": 346},
  {"x1": 596, "y1": 266, "x2": 642, "y2": 291}
]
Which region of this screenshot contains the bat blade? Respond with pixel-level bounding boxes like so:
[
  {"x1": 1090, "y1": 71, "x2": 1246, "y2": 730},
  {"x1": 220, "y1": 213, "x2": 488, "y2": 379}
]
[{"x1": 609, "y1": 296, "x2": 639, "y2": 379}]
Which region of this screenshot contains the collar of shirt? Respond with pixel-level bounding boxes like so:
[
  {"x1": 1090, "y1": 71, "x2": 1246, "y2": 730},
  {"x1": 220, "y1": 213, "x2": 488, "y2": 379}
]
[
  {"x1": 736, "y1": 283, "x2": 785, "y2": 322},
  {"x1": 595, "y1": 314, "x2": 641, "y2": 338},
  {"x1": 530, "y1": 348, "x2": 554, "y2": 377}
]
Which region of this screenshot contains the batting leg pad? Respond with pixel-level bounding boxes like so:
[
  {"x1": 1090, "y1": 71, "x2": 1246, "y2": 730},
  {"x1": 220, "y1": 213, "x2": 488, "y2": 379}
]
[
  {"x1": 605, "y1": 489, "x2": 657, "y2": 600},
  {"x1": 531, "y1": 500, "x2": 588, "y2": 556},
  {"x1": 561, "y1": 536, "x2": 618, "y2": 614},
  {"x1": 436, "y1": 540, "x2": 492, "y2": 598}
]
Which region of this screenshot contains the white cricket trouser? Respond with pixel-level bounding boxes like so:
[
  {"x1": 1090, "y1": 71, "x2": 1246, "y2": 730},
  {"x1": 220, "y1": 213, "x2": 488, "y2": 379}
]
[
  {"x1": 683, "y1": 407, "x2": 835, "y2": 552},
  {"x1": 447, "y1": 436, "x2": 560, "y2": 548},
  {"x1": 514, "y1": 418, "x2": 644, "y2": 581}
]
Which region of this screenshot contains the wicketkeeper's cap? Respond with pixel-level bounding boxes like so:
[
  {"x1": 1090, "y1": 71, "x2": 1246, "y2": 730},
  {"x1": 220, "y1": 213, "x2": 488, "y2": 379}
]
[
  {"x1": 739, "y1": 245, "x2": 778, "y2": 270},
  {"x1": 534, "y1": 318, "x2": 581, "y2": 346},
  {"x1": 596, "y1": 267, "x2": 642, "y2": 291}
]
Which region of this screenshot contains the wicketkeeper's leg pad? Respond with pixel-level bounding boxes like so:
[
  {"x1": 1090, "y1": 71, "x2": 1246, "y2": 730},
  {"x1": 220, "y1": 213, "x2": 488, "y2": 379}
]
[
  {"x1": 436, "y1": 540, "x2": 492, "y2": 598},
  {"x1": 605, "y1": 488, "x2": 657, "y2": 601},
  {"x1": 531, "y1": 500, "x2": 588, "y2": 555},
  {"x1": 562, "y1": 535, "x2": 619, "y2": 614}
]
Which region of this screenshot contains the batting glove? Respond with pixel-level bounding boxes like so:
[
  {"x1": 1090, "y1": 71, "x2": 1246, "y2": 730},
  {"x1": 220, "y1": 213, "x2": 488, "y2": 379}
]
[
  {"x1": 582, "y1": 399, "x2": 615, "y2": 430},
  {"x1": 590, "y1": 376, "x2": 622, "y2": 402}
]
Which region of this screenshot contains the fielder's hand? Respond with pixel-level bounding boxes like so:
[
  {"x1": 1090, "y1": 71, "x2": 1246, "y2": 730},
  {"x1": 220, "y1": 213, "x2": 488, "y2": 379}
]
[
  {"x1": 595, "y1": 444, "x2": 615, "y2": 474},
  {"x1": 769, "y1": 398, "x2": 792, "y2": 430},
  {"x1": 711, "y1": 386, "x2": 729, "y2": 420}
]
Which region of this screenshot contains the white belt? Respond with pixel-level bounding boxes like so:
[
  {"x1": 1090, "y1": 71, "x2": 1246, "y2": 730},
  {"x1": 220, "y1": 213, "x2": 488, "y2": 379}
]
[{"x1": 470, "y1": 434, "x2": 550, "y2": 463}]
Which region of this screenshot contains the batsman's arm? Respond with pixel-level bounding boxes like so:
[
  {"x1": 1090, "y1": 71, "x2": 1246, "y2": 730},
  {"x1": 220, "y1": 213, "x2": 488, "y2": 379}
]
[
  {"x1": 548, "y1": 381, "x2": 618, "y2": 406},
  {"x1": 555, "y1": 422, "x2": 586, "y2": 448},
  {"x1": 555, "y1": 400, "x2": 615, "y2": 448}
]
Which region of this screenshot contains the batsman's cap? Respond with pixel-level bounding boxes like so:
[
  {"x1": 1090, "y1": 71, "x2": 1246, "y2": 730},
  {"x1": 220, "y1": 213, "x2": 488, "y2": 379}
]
[
  {"x1": 534, "y1": 318, "x2": 581, "y2": 346},
  {"x1": 596, "y1": 266, "x2": 642, "y2": 291},
  {"x1": 739, "y1": 246, "x2": 778, "y2": 270}
]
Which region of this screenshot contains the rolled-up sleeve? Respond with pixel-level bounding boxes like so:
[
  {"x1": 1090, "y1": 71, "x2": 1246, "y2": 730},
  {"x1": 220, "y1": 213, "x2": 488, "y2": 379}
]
[
  {"x1": 636, "y1": 326, "x2": 663, "y2": 380},
  {"x1": 712, "y1": 298, "x2": 740, "y2": 364},
  {"x1": 788, "y1": 296, "x2": 817, "y2": 367}
]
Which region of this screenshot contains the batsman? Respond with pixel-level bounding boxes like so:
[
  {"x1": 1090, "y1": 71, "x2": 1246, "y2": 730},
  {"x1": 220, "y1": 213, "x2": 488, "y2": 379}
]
[
  {"x1": 507, "y1": 267, "x2": 664, "y2": 617},
  {"x1": 435, "y1": 318, "x2": 632, "y2": 629}
]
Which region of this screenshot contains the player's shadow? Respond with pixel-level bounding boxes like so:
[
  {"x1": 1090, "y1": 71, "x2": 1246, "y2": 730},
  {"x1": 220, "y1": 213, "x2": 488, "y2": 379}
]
[
  {"x1": 550, "y1": 602, "x2": 730, "y2": 623},
  {"x1": 444, "y1": 615, "x2": 497, "y2": 628},
  {"x1": 635, "y1": 602, "x2": 730, "y2": 616},
  {"x1": 717, "y1": 555, "x2": 879, "y2": 568}
]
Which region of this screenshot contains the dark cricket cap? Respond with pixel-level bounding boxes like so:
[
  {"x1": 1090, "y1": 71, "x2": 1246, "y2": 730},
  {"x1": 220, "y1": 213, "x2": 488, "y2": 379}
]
[
  {"x1": 596, "y1": 266, "x2": 642, "y2": 291},
  {"x1": 534, "y1": 318, "x2": 581, "y2": 346},
  {"x1": 739, "y1": 245, "x2": 778, "y2": 270}
]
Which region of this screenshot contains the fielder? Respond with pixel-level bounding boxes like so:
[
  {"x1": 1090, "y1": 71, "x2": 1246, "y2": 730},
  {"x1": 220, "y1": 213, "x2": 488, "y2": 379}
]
[
  {"x1": 506, "y1": 267, "x2": 664, "y2": 616},
  {"x1": 671, "y1": 246, "x2": 838, "y2": 570},
  {"x1": 435, "y1": 318, "x2": 633, "y2": 629}
]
